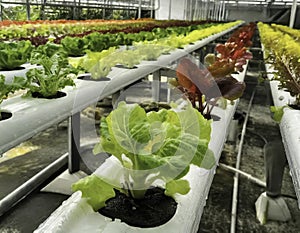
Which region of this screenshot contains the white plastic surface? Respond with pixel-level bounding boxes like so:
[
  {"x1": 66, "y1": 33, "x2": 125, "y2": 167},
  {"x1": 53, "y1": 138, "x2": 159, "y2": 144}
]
[
  {"x1": 255, "y1": 192, "x2": 291, "y2": 224},
  {"x1": 265, "y1": 64, "x2": 300, "y2": 208},
  {"x1": 0, "y1": 63, "x2": 40, "y2": 83}
]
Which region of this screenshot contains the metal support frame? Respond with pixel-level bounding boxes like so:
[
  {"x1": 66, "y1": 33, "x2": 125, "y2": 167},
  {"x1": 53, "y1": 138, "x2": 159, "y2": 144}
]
[
  {"x1": 151, "y1": 70, "x2": 161, "y2": 102},
  {"x1": 0, "y1": 153, "x2": 68, "y2": 217},
  {"x1": 264, "y1": 140, "x2": 287, "y2": 198},
  {"x1": 26, "y1": 0, "x2": 30, "y2": 20},
  {"x1": 289, "y1": 0, "x2": 298, "y2": 28},
  {"x1": 0, "y1": 0, "x2": 2, "y2": 21},
  {"x1": 168, "y1": 0, "x2": 172, "y2": 20},
  {"x1": 138, "y1": 0, "x2": 142, "y2": 18},
  {"x1": 68, "y1": 113, "x2": 81, "y2": 174}
]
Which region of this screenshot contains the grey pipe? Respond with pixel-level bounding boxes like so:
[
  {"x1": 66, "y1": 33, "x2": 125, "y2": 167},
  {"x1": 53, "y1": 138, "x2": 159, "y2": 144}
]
[{"x1": 0, "y1": 153, "x2": 68, "y2": 217}]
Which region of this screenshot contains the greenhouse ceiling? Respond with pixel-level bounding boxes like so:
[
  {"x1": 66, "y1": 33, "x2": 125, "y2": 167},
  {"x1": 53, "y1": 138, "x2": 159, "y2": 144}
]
[{"x1": 0, "y1": 0, "x2": 299, "y2": 7}]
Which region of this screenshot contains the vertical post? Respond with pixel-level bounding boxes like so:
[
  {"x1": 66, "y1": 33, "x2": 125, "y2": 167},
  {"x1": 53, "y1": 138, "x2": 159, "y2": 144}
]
[
  {"x1": 73, "y1": 0, "x2": 76, "y2": 19},
  {"x1": 219, "y1": 0, "x2": 223, "y2": 21},
  {"x1": 78, "y1": 0, "x2": 81, "y2": 19},
  {"x1": 289, "y1": 0, "x2": 298, "y2": 28},
  {"x1": 184, "y1": 0, "x2": 187, "y2": 20},
  {"x1": 138, "y1": 0, "x2": 142, "y2": 18},
  {"x1": 41, "y1": 0, "x2": 46, "y2": 20},
  {"x1": 264, "y1": 141, "x2": 287, "y2": 198},
  {"x1": 26, "y1": 0, "x2": 30, "y2": 20},
  {"x1": 152, "y1": 70, "x2": 161, "y2": 102},
  {"x1": 68, "y1": 113, "x2": 81, "y2": 174},
  {"x1": 189, "y1": 0, "x2": 193, "y2": 21},
  {"x1": 194, "y1": 0, "x2": 199, "y2": 20},
  {"x1": 150, "y1": 0, "x2": 154, "y2": 18},
  {"x1": 0, "y1": 0, "x2": 3, "y2": 21},
  {"x1": 168, "y1": 0, "x2": 172, "y2": 20}
]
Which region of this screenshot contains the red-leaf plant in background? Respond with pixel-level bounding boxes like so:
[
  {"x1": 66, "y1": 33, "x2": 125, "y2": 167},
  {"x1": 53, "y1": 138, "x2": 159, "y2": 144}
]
[{"x1": 175, "y1": 23, "x2": 256, "y2": 119}]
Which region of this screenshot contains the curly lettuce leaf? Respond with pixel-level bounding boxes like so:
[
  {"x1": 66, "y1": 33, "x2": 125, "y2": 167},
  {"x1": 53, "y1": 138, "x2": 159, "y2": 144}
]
[
  {"x1": 26, "y1": 53, "x2": 77, "y2": 97},
  {"x1": 0, "y1": 40, "x2": 32, "y2": 70},
  {"x1": 165, "y1": 179, "x2": 190, "y2": 198},
  {"x1": 0, "y1": 75, "x2": 27, "y2": 104},
  {"x1": 72, "y1": 175, "x2": 116, "y2": 211}
]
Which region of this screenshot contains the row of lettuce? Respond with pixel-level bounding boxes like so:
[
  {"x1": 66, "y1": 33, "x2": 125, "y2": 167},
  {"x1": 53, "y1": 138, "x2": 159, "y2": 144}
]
[
  {"x1": 1, "y1": 19, "x2": 218, "y2": 43},
  {"x1": 0, "y1": 20, "x2": 237, "y2": 71},
  {"x1": 0, "y1": 20, "x2": 241, "y2": 108},
  {"x1": 257, "y1": 22, "x2": 300, "y2": 110}
]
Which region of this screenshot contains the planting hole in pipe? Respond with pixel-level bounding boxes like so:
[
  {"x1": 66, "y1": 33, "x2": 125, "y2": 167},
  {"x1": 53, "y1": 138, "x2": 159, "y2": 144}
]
[
  {"x1": 114, "y1": 64, "x2": 138, "y2": 69},
  {"x1": 0, "y1": 111, "x2": 12, "y2": 121},
  {"x1": 31, "y1": 91, "x2": 66, "y2": 99},
  {"x1": 77, "y1": 73, "x2": 110, "y2": 81},
  {"x1": 98, "y1": 187, "x2": 177, "y2": 228},
  {"x1": 0, "y1": 66, "x2": 26, "y2": 72}
]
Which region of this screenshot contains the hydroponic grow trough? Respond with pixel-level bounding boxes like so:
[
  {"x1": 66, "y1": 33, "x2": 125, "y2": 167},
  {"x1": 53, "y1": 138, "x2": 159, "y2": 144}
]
[{"x1": 266, "y1": 64, "x2": 300, "y2": 208}]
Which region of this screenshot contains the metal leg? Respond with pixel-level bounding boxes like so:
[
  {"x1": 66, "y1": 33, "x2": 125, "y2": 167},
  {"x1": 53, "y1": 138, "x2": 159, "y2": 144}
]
[
  {"x1": 255, "y1": 140, "x2": 291, "y2": 224},
  {"x1": 68, "y1": 112, "x2": 81, "y2": 174},
  {"x1": 264, "y1": 140, "x2": 287, "y2": 197},
  {"x1": 152, "y1": 70, "x2": 161, "y2": 102}
]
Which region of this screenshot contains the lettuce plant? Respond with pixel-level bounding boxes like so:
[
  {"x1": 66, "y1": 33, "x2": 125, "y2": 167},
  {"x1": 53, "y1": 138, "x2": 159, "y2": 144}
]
[
  {"x1": 174, "y1": 57, "x2": 246, "y2": 119},
  {"x1": 0, "y1": 40, "x2": 32, "y2": 70},
  {"x1": 61, "y1": 36, "x2": 88, "y2": 57},
  {"x1": 173, "y1": 24, "x2": 255, "y2": 119},
  {"x1": 24, "y1": 53, "x2": 78, "y2": 98},
  {"x1": 0, "y1": 75, "x2": 27, "y2": 119},
  {"x1": 73, "y1": 102, "x2": 215, "y2": 211}
]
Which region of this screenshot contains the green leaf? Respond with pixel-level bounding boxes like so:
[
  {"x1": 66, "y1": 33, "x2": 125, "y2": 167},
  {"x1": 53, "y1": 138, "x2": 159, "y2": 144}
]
[
  {"x1": 61, "y1": 36, "x2": 87, "y2": 57},
  {"x1": 26, "y1": 53, "x2": 77, "y2": 97},
  {"x1": 0, "y1": 75, "x2": 27, "y2": 104},
  {"x1": 72, "y1": 175, "x2": 116, "y2": 211},
  {"x1": 165, "y1": 179, "x2": 190, "y2": 197},
  {"x1": 270, "y1": 106, "x2": 285, "y2": 123},
  {"x1": 94, "y1": 102, "x2": 214, "y2": 198},
  {"x1": 0, "y1": 40, "x2": 32, "y2": 70}
]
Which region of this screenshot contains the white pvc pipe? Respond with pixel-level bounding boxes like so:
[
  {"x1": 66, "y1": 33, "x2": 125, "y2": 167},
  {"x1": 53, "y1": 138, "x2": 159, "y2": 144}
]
[
  {"x1": 219, "y1": 163, "x2": 266, "y2": 188},
  {"x1": 230, "y1": 89, "x2": 256, "y2": 233}
]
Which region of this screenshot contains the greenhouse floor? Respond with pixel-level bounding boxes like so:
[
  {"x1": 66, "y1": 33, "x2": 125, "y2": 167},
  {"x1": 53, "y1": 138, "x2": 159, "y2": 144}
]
[{"x1": 0, "y1": 60, "x2": 300, "y2": 233}]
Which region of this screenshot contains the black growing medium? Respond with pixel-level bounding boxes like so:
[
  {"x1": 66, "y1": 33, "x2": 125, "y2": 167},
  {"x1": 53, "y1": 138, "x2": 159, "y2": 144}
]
[
  {"x1": 114, "y1": 64, "x2": 138, "y2": 69},
  {"x1": 0, "y1": 111, "x2": 12, "y2": 121},
  {"x1": 0, "y1": 66, "x2": 26, "y2": 71},
  {"x1": 99, "y1": 187, "x2": 177, "y2": 228},
  {"x1": 77, "y1": 73, "x2": 110, "y2": 81},
  {"x1": 288, "y1": 104, "x2": 300, "y2": 111},
  {"x1": 31, "y1": 91, "x2": 66, "y2": 99}
]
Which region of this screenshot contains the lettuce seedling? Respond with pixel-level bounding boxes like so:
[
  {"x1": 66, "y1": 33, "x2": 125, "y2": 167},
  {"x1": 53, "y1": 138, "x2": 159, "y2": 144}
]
[
  {"x1": 73, "y1": 102, "x2": 215, "y2": 211},
  {"x1": 24, "y1": 53, "x2": 78, "y2": 98}
]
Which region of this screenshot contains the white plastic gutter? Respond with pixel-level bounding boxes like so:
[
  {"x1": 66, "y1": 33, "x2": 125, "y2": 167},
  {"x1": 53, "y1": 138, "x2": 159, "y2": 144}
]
[
  {"x1": 230, "y1": 88, "x2": 256, "y2": 233},
  {"x1": 265, "y1": 64, "x2": 300, "y2": 208}
]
